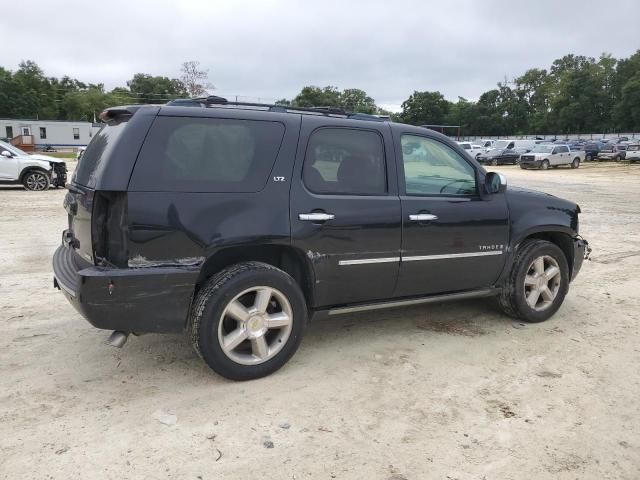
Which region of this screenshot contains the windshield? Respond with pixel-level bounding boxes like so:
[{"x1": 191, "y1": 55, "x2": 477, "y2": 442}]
[
  {"x1": 0, "y1": 140, "x2": 27, "y2": 156},
  {"x1": 628, "y1": 145, "x2": 640, "y2": 151},
  {"x1": 530, "y1": 145, "x2": 554, "y2": 153}
]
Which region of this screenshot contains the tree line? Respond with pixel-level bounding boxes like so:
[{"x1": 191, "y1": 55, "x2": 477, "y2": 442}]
[{"x1": 1, "y1": 51, "x2": 639, "y2": 135}]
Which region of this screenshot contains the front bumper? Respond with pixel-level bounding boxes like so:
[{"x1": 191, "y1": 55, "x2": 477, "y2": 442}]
[
  {"x1": 571, "y1": 236, "x2": 589, "y2": 281},
  {"x1": 53, "y1": 245, "x2": 199, "y2": 333},
  {"x1": 520, "y1": 159, "x2": 543, "y2": 168}
]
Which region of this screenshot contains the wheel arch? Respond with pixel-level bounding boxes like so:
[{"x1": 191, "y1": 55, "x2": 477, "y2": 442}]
[
  {"x1": 194, "y1": 244, "x2": 315, "y2": 309},
  {"x1": 19, "y1": 166, "x2": 50, "y2": 184},
  {"x1": 515, "y1": 229, "x2": 576, "y2": 278}
]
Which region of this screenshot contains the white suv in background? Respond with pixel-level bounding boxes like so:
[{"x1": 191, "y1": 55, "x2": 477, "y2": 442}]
[{"x1": 0, "y1": 140, "x2": 67, "y2": 191}]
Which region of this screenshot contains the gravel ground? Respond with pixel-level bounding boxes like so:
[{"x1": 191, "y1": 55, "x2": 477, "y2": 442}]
[{"x1": 1, "y1": 163, "x2": 639, "y2": 479}]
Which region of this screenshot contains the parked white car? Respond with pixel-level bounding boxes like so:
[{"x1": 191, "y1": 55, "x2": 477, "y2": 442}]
[
  {"x1": 626, "y1": 144, "x2": 640, "y2": 163},
  {"x1": 456, "y1": 141, "x2": 484, "y2": 159},
  {"x1": 519, "y1": 144, "x2": 584, "y2": 170},
  {"x1": 0, "y1": 140, "x2": 67, "y2": 190}
]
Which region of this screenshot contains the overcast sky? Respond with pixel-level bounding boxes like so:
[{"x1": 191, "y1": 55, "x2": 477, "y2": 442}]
[{"x1": 2, "y1": 0, "x2": 639, "y2": 111}]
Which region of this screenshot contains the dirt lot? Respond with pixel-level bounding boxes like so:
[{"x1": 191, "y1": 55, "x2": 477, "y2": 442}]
[{"x1": 1, "y1": 163, "x2": 639, "y2": 479}]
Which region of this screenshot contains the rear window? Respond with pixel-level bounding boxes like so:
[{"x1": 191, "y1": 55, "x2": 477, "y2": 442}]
[
  {"x1": 130, "y1": 117, "x2": 285, "y2": 192},
  {"x1": 73, "y1": 119, "x2": 127, "y2": 188}
]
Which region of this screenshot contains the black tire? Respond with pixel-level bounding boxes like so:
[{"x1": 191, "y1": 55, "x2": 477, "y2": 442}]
[
  {"x1": 498, "y1": 239, "x2": 570, "y2": 323},
  {"x1": 520, "y1": 164, "x2": 526, "y2": 169},
  {"x1": 541, "y1": 160, "x2": 550, "y2": 170},
  {"x1": 22, "y1": 170, "x2": 50, "y2": 191},
  {"x1": 571, "y1": 157, "x2": 580, "y2": 169},
  {"x1": 190, "y1": 261, "x2": 307, "y2": 380},
  {"x1": 491, "y1": 158, "x2": 498, "y2": 166},
  {"x1": 585, "y1": 153, "x2": 592, "y2": 161}
]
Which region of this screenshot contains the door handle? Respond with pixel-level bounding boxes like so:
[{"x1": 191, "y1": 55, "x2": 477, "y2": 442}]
[
  {"x1": 299, "y1": 212, "x2": 335, "y2": 221},
  {"x1": 409, "y1": 213, "x2": 438, "y2": 221}
]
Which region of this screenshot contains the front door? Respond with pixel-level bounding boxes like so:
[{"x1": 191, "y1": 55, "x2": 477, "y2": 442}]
[
  {"x1": 550, "y1": 145, "x2": 568, "y2": 165},
  {"x1": 0, "y1": 145, "x2": 19, "y2": 180},
  {"x1": 393, "y1": 132, "x2": 510, "y2": 297},
  {"x1": 290, "y1": 118, "x2": 401, "y2": 308}
]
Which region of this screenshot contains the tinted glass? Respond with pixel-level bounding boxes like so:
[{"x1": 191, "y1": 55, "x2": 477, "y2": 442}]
[
  {"x1": 303, "y1": 128, "x2": 386, "y2": 195},
  {"x1": 401, "y1": 135, "x2": 476, "y2": 196},
  {"x1": 131, "y1": 117, "x2": 285, "y2": 193},
  {"x1": 73, "y1": 119, "x2": 127, "y2": 188}
]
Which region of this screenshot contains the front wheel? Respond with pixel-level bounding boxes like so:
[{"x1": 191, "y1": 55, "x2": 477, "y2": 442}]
[
  {"x1": 23, "y1": 171, "x2": 50, "y2": 191},
  {"x1": 491, "y1": 158, "x2": 498, "y2": 166},
  {"x1": 571, "y1": 158, "x2": 580, "y2": 169},
  {"x1": 498, "y1": 239, "x2": 569, "y2": 322},
  {"x1": 585, "y1": 153, "x2": 592, "y2": 161},
  {"x1": 541, "y1": 160, "x2": 550, "y2": 170},
  {"x1": 190, "y1": 262, "x2": 307, "y2": 380}
]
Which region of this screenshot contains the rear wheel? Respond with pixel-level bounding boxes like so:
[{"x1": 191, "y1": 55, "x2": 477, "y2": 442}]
[
  {"x1": 571, "y1": 157, "x2": 580, "y2": 169},
  {"x1": 498, "y1": 239, "x2": 569, "y2": 322},
  {"x1": 541, "y1": 160, "x2": 550, "y2": 170},
  {"x1": 190, "y1": 262, "x2": 307, "y2": 380},
  {"x1": 23, "y1": 170, "x2": 50, "y2": 191}
]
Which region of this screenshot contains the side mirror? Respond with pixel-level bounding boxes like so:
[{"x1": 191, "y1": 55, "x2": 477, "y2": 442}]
[
  {"x1": 1, "y1": 150, "x2": 12, "y2": 158},
  {"x1": 485, "y1": 172, "x2": 507, "y2": 194}
]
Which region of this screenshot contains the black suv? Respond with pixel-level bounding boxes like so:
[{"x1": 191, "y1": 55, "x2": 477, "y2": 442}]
[{"x1": 53, "y1": 98, "x2": 589, "y2": 380}]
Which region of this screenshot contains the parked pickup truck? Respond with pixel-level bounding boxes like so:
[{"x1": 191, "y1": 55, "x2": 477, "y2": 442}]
[
  {"x1": 519, "y1": 144, "x2": 584, "y2": 170},
  {"x1": 53, "y1": 98, "x2": 589, "y2": 380},
  {"x1": 625, "y1": 144, "x2": 640, "y2": 163},
  {"x1": 456, "y1": 141, "x2": 484, "y2": 159}
]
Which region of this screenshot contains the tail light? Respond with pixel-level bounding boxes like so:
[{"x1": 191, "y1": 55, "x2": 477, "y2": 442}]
[{"x1": 92, "y1": 192, "x2": 128, "y2": 267}]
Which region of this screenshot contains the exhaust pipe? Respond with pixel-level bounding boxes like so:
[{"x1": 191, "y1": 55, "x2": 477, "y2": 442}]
[{"x1": 106, "y1": 330, "x2": 129, "y2": 348}]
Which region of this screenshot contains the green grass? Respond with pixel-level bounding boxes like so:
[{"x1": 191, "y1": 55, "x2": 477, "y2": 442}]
[{"x1": 38, "y1": 151, "x2": 77, "y2": 159}]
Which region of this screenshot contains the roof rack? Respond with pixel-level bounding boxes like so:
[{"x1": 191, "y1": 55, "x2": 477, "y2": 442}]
[{"x1": 165, "y1": 96, "x2": 386, "y2": 122}]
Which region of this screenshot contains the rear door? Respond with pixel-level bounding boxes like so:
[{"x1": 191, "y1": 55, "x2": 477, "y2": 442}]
[
  {"x1": 290, "y1": 117, "x2": 401, "y2": 308},
  {"x1": 393, "y1": 130, "x2": 509, "y2": 297}
]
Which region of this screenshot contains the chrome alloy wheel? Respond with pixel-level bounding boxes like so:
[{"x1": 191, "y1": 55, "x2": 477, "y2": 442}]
[
  {"x1": 524, "y1": 255, "x2": 561, "y2": 311},
  {"x1": 217, "y1": 286, "x2": 293, "y2": 365},
  {"x1": 25, "y1": 172, "x2": 48, "y2": 191}
]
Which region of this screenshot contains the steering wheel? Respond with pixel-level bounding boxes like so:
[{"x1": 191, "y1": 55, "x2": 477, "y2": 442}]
[{"x1": 439, "y1": 179, "x2": 471, "y2": 194}]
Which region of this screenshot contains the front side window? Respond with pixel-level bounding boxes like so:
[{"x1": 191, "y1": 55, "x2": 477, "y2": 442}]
[
  {"x1": 40, "y1": 127, "x2": 47, "y2": 139},
  {"x1": 130, "y1": 117, "x2": 285, "y2": 193},
  {"x1": 73, "y1": 128, "x2": 80, "y2": 140},
  {"x1": 401, "y1": 135, "x2": 476, "y2": 196},
  {"x1": 303, "y1": 128, "x2": 386, "y2": 195}
]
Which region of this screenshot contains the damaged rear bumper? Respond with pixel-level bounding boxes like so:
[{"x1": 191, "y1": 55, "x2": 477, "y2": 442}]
[{"x1": 53, "y1": 245, "x2": 198, "y2": 333}]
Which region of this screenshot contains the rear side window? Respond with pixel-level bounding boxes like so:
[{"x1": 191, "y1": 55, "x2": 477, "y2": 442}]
[
  {"x1": 303, "y1": 128, "x2": 386, "y2": 195},
  {"x1": 73, "y1": 119, "x2": 127, "y2": 188},
  {"x1": 130, "y1": 117, "x2": 285, "y2": 192}
]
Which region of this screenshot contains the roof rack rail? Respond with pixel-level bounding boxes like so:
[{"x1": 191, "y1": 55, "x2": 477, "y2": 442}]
[{"x1": 165, "y1": 96, "x2": 387, "y2": 123}]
